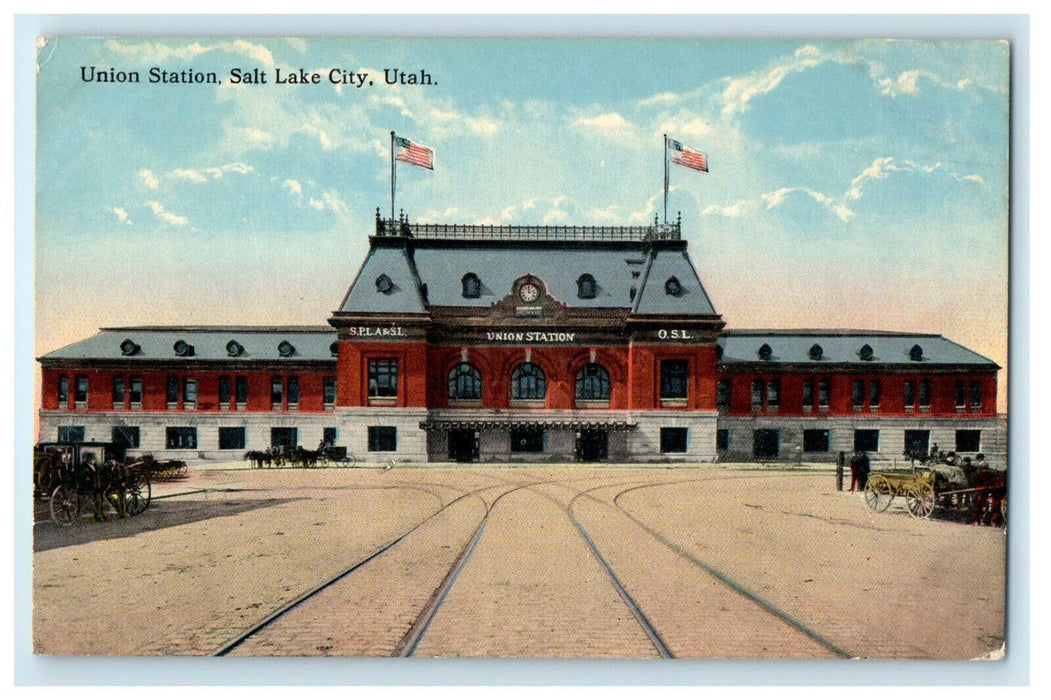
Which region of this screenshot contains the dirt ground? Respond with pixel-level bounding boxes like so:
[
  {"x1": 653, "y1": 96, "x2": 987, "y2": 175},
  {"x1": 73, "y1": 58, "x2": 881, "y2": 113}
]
[{"x1": 32, "y1": 463, "x2": 1006, "y2": 659}]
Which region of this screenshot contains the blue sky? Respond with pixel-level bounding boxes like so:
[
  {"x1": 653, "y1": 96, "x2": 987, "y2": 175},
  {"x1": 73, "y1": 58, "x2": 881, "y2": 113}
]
[{"x1": 35, "y1": 37, "x2": 1009, "y2": 404}]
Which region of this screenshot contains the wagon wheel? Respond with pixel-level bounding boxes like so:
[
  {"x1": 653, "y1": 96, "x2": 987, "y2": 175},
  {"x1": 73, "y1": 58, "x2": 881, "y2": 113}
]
[
  {"x1": 906, "y1": 482, "x2": 936, "y2": 519},
  {"x1": 864, "y1": 476, "x2": 894, "y2": 512},
  {"x1": 49, "y1": 483, "x2": 81, "y2": 526},
  {"x1": 125, "y1": 471, "x2": 151, "y2": 516},
  {"x1": 342, "y1": 453, "x2": 357, "y2": 468}
]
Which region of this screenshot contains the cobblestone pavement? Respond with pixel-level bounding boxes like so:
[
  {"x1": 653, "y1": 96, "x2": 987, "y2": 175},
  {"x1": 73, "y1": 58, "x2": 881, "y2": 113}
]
[{"x1": 32, "y1": 464, "x2": 1005, "y2": 659}]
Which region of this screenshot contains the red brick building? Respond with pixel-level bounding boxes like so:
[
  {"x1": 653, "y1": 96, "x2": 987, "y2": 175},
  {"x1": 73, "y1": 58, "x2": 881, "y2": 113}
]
[{"x1": 38, "y1": 215, "x2": 1003, "y2": 464}]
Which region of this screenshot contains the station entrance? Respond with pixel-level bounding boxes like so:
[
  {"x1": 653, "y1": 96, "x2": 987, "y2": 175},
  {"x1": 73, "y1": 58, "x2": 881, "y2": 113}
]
[
  {"x1": 576, "y1": 429, "x2": 609, "y2": 462},
  {"x1": 448, "y1": 429, "x2": 480, "y2": 462}
]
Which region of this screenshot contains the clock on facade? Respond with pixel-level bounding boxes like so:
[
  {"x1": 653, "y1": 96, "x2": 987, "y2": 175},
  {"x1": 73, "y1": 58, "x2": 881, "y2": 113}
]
[{"x1": 518, "y1": 283, "x2": 540, "y2": 303}]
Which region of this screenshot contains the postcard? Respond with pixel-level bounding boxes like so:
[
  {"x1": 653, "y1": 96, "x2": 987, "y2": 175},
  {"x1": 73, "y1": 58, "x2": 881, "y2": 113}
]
[{"x1": 32, "y1": 36, "x2": 1009, "y2": 663}]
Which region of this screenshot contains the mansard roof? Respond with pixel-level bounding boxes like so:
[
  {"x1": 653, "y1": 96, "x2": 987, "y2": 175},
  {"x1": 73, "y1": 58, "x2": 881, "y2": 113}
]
[
  {"x1": 336, "y1": 218, "x2": 719, "y2": 317},
  {"x1": 40, "y1": 326, "x2": 337, "y2": 363},
  {"x1": 717, "y1": 330, "x2": 999, "y2": 368}
]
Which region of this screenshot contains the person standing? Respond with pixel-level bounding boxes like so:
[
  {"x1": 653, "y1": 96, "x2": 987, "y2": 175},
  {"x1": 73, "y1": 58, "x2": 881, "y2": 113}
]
[{"x1": 850, "y1": 451, "x2": 862, "y2": 493}]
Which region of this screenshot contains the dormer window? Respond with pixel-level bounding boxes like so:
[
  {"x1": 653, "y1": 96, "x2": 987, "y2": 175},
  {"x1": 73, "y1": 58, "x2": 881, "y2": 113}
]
[
  {"x1": 809, "y1": 344, "x2": 823, "y2": 361},
  {"x1": 858, "y1": 344, "x2": 874, "y2": 361},
  {"x1": 375, "y1": 274, "x2": 394, "y2": 294},
  {"x1": 173, "y1": 340, "x2": 194, "y2": 357},
  {"x1": 278, "y1": 341, "x2": 296, "y2": 358},
  {"x1": 120, "y1": 339, "x2": 140, "y2": 356},
  {"x1": 329, "y1": 341, "x2": 339, "y2": 357},
  {"x1": 576, "y1": 274, "x2": 597, "y2": 300},
  {"x1": 462, "y1": 273, "x2": 481, "y2": 299},
  {"x1": 757, "y1": 343, "x2": 772, "y2": 361},
  {"x1": 226, "y1": 340, "x2": 244, "y2": 357},
  {"x1": 665, "y1": 276, "x2": 683, "y2": 296},
  {"x1": 910, "y1": 344, "x2": 924, "y2": 361}
]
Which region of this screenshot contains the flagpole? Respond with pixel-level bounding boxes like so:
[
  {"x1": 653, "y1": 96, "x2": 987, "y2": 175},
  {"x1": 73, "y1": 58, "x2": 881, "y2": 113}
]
[
  {"x1": 390, "y1": 131, "x2": 396, "y2": 227},
  {"x1": 663, "y1": 134, "x2": 669, "y2": 226}
]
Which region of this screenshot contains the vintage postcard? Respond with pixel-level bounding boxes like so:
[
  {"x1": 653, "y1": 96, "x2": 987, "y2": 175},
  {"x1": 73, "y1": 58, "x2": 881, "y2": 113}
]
[{"x1": 32, "y1": 36, "x2": 1009, "y2": 664}]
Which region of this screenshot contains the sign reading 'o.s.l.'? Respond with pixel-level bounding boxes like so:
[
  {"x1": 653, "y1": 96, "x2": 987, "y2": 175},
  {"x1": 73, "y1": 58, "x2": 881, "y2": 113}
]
[{"x1": 656, "y1": 329, "x2": 695, "y2": 340}]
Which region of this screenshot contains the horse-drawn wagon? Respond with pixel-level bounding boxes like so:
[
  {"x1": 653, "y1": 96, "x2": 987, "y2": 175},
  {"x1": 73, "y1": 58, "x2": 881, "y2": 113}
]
[
  {"x1": 863, "y1": 463, "x2": 1006, "y2": 525},
  {"x1": 34, "y1": 442, "x2": 151, "y2": 526}
]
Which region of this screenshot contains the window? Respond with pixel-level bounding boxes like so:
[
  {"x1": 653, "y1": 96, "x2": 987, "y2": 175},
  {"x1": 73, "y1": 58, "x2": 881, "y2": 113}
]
[
  {"x1": 818, "y1": 379, "x2": 830, "y2": 410},
  {"x1": 511, "y1": 363, "x2": 546, "y2": 401},
  {"x1": 510, "y1": 427, "x2": 545, "y2": 453},
  {"x1": 753, "y1": 429, "x2": 780, "y2": 459},
  {"x1": 58, "y1": 426, "x2": 85, "y2": 443},
  {"x1": 852, "y1": 380, "x2": 864, "y2": 410},
  {"x1": 956, "y1": 430, "x2": 981, "y2": 453},
  {"x1": 323, "y1": 427, "x2": 337, "y2": 446},
  {"x1": 129, "y1": 377, "x2": 142, "y2": 407},
  {"x1": 664, "y1": 276, "x2": 683, "y2": 296},
  {"x1": 218, "y1": 376, "x2": 231, "y2": 406},
  {"x1": 955, "y1": 381, "x2": 967, "y2": 410},
  {"x1": 767, "y1": 379, "x2": 780, "y2": 409},
  {"x1": 112, "y1": 376, "x2": 126, "y2": 404},
  {"x1": 970, "y1": 381, "x2": 982, "y2": 410},
  {"x1": 183, "y1": 378, "x2": 198, "y2": 408},
  {"x1": 717, "y1": 379, "x2": 731, "y2": 411},
  {"x1": 575, "y1": 363, "x2": 611, "y2": 401},
  {"x1": 803, "y1": 429, "x2": 831, "y2": 453},
  {"x1": 660, "y1": 427, "x2": 688, "y2": 453},
  {"x1": 904, "y1": 380, "x2": 915, "y2": 412},
  {"x1": 271, "y1": 377, "x2": 284, "y2": 407},
  {"x1": 166, "y1": 427, "x2": 197, "y2": 449},
  {"x1": 218, "y1": 427, "x2": 246, "y2": 450},
  {"x1": 166, "y1": 376, "x2": 179, "y2": 405},
  {"x1": 716, "y1": 429, "x2": 731, "y2": 450},
  {"x1": 802, "y1": 379, "x2": 814, "y2": 411},
  {"x1": 461, "y1": 273, "x2": 481, "y2": 299},
  {"x1": 919, "y1": 380, "x2": 932, "y2": 411},
  {"x1": 869, "y1": 380, "x2": 881, "y2": 410},
  {"x1": 57, "y1": 376, "x2": 69, "y2": 407},
  {"x1": 751, "y1": 379, "x2": 765, "y2": 410},
  {"x1": 271, "y1": 427, "x2": 298, "y2": 448},
  {"x1": 74, "y1": 375, "x2": 89, "y2": 407},
  {"x1": 368, "y1": 359, "x2": 399, "y2": 398},
  {"x1": 375, "y1": 274, "x2": 394, "y2": 294},
  {"x1": 235, "y1": 376, "x2": 248, "y2": 406},
  {"x1": 576, "y1": 274, "x2": 597, "y2": 299},
  {"x1": 854, "y1": 429, "x2": 880, "y2": 452},
  {"x1": 323, "y1": 377, "x2": 337, "y2": 406},
  {"x1": 904, "y1": 430, "x2": 930, "y2": 458},
  {"x1": 368, "y1": 426, "x2": 397, "y2": 452},
  {"x1": 660, "y1": 360, "x2": 689, "y2": 399},
  {"x1": 287, "y1": 376, "x2": 300, "y2": 408},
  {"x1": 111, "y1": 426, "x2": 140, "y2": 448},
  {"x1": 448, "y1": 363, "x2": 482, "y2": 401}
]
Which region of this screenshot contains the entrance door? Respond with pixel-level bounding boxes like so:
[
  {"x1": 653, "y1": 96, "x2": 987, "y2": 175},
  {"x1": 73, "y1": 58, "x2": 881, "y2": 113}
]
[
  {"x1": 449, "y1": 429, "x2": 480, "y2": 462},
  {"x1": 576, "y1": 429, "x2": 609, "y2": 462},
  {"x1": 753, "y1": 429, "x2": 780, "y2": 459}
]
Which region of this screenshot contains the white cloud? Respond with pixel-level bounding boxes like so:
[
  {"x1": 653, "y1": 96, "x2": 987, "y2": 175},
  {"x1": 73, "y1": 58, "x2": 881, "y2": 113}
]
[
  {"x1": 204, "y1": 162, "x2": 254, "y2": 179},
  {"x1": 704, "y1": 186, "x2": 854, "y2": 223},
  {"x1": 106, "y1": 38, "x2": 275, "y2": 67},
  {"x1": 846, "y1": 156, "x2": 981, "y2": 200},
  {"x1": 110, "y1": 206, "x2": 132, "y2": 225},
  {"x1": 283, "y1": 179, "x2": 302, "y2": 195},
  {"x1": 571, "y1": 112, "x2": 632, "y2": 131},
  {"x1": 137, "y1": 169, "x2": 158, "y2": 190},
  {"x1": 144, "y1": 200, "x2": 188, "y2": 226},
  {"x1": 240, "y1": 128, "x2": 274, "y2": 145},
  {"x1": 465, "y1": 116, "x2": 499, "y2": 135},
  {"x1": 172, "y1": 168, "x2": 208, "y2": 183},
  {"x1": 308, "y1": 190, "x2": 348, "y2": 217},
  {"x1": 702, "y1": 200, "x2": 757, "y2": 218},
  {"x1": 878, "y1": 69, "x2": 937, "y2": 97},
  {"x1": 719, "y1": 44, "x2": 824, "y2": 116},
  {"x1": 308, "y1": 198, "x2": 325, "y2": 211}
]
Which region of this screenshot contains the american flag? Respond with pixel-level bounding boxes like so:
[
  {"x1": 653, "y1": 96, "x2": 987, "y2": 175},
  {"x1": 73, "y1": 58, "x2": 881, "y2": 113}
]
[
  {"x1": 394, "y1": 136, "x2": 434, "y2": 170},
  {"x1": 668, "y1": 139, "x2": 708, "y2": 173}
]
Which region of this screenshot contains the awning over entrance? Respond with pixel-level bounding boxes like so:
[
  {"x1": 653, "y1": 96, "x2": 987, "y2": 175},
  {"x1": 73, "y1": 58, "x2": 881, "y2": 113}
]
[{"x1": 420, "y1": 419, "x2": 637, "y2": 432}]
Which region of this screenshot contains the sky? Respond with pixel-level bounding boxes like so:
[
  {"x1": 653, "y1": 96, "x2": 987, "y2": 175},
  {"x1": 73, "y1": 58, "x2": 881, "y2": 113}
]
[{"x1": 34, "y1": 37, "x2": 1010, "y2": 409}]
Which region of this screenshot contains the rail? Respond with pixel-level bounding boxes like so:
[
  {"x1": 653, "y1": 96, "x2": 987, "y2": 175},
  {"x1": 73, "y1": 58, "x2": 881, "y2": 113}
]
[{"x1": 375, "y1": 211, "x2": 681, "y2": 242}]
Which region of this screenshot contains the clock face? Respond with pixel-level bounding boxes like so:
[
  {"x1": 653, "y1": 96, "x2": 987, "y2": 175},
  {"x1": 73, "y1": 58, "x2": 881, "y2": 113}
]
[{"x1": 518, "y1": 283, "x2": 540, "y2": 303}]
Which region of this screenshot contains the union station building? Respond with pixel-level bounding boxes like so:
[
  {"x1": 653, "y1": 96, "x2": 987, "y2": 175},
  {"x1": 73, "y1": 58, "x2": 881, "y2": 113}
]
[{"x1": 38, "y1": 214, "x2": 1004, "y2": 465}]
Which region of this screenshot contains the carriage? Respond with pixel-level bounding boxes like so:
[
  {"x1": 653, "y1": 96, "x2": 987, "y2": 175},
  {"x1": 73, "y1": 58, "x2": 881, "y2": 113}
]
[
  {"x1": 243, "y1": 444, "x2": 358, "y2": 469},
  {"x1": 863, "y1": 463, "x2": 1006, "y2": 524},
  {"x1": 35, "y1": 442, "x2": 152, "y2": 526}
]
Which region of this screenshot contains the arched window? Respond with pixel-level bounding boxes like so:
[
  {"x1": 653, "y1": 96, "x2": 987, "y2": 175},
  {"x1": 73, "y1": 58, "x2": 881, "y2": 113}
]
[
  {"x1": 909, "y1": 344, "x2": 924, "y2": 361},
  {"x1": 757, "y1": 343, "x2": 772, "y2": 361},
  {"x1": 511, "y1": 363, "x2": 546, "y2": 401},
  {"x1": 462, "y1": 273, "x2": 481, "y2": 299},
  {"x1": 858, "y1": 344, "x2": 874, "y2": 361},
  {"x1": 448, "y1": 363, "x2": 482, "y2": 401},
  {"x1": 575, "y1": 363, "x2": 611, "y2": 401},
  {"x1": 809, "y1": 343, "x2": 823, "y2": 361},
  {"x1": 576, "y1": 274, "x2": 597, "y2": 300}
]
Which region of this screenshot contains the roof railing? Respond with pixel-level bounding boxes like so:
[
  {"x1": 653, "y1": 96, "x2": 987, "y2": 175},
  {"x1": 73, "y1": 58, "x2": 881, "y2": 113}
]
[{"x1": 374, "y1": 209, "x2": 681, "y2": 241}]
